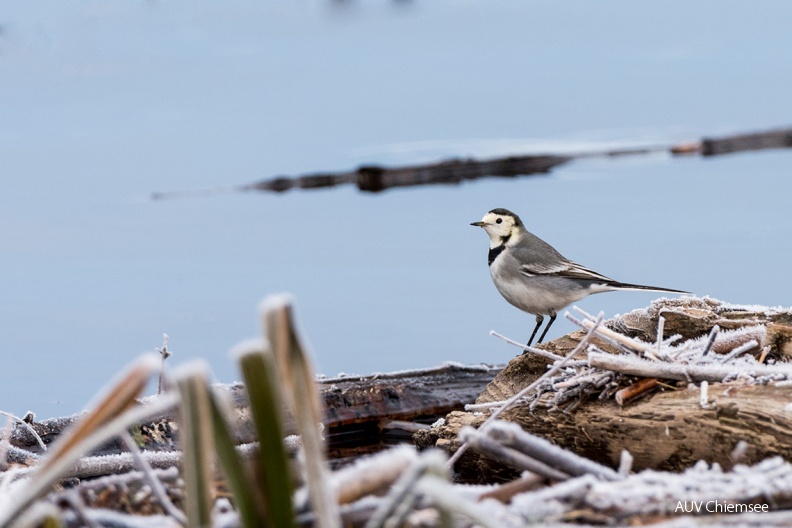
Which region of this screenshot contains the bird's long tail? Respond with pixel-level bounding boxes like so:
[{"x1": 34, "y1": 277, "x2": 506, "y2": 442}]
[{"x1": 604, "y1": 281, "x2": 690, "y2": 294}]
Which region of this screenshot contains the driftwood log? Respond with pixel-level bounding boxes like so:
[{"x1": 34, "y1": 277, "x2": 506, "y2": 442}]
[
  {"x1": 10, "y1": 363, "x2": 500, "y2": 460},
  {"x1": 416, "y1": 297, "x2": 792, "y2": 482}
]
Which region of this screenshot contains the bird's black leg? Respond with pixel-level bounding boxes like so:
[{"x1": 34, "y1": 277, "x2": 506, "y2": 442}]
[
  {"x1": 537, "y1": 311, "x2": 557, "y2": 344},
  {"x1": 526, "y1": 314, "x2": 544, "y2": 347}
]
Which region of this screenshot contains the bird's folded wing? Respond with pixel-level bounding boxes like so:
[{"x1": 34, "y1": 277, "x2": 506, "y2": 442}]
[{"x1": 521, "y1": 260, "x2": 614, "y2": 282}]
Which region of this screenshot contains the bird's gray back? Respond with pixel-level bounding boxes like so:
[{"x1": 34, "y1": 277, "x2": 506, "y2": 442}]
[{"x1": 509, "y1": 231, "x2": 570, "y2": 271}]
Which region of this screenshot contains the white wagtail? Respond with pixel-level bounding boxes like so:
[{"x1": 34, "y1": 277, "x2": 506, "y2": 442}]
[{"x1": 472, "y1": 208, "x2": 689, "y2": 346}]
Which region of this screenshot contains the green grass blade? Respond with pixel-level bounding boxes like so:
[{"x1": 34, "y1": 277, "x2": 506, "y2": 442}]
[
  {"x1": 262, "y1": 295, "x2": 340, "y2": 528},
  {"x1": 237, "y1": 349, "x2": 295, "y2": 528},
  {"x1": 209, "y1": 385, "x2": 275, "y2": 528},
  {"x1": 175, "y1": 362, "x2": 215, "y2": 528}
]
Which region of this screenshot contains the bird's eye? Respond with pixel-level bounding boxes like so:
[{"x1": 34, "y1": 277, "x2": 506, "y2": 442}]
[{"x1": 495, "y1": 218, "x2": 503, "y2": 224}]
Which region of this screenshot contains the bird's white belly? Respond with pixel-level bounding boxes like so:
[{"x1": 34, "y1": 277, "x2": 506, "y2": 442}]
[{"x1": 489, "y1": 260, "x2": 594, "y2": 316}]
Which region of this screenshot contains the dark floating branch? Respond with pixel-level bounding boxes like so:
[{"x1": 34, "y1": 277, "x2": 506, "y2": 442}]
[
  {"x1": 150, "y1": 155, "x2": 571, "y2": 199},
  {"x1": 151, "y1": 126, "x2": 792, "y2": 199},
  {"x1": 252, "y1": 154, "x2": 571, "y2": 193},
  {"x1": 673, "y1": 127, "x2": 792, "y2": 156}
]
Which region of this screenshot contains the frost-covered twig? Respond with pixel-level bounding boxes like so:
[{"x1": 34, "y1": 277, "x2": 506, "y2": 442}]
[
  {"x1": 0, "y1": 411, "x2": 47, "y2": 453},
  {"x1": 448, "y1": 311, "x2": 603, "y2": 467},
  {"x1": 364, "y1": 450, "x2": 447, "y2": 528},
  {"x1": 459, "y1": 427, "x2": 570, "y2": 481},
  {"x1": 654, "y1": 315, "x2": 669, "y2": 361},
  {"x1": 6, "y1": 443, "x2": 182, "y2": 483},
  {"x1": 489, "y1": 331, "x2": 565, "y2": 362},
  {"x1": 0, "y1": 419, "x2": 13, "y2": 473},
  {"x1": 462, "y1": 400, "x2": 503, "y2": 411},
  {"x1": 553, "y1": 372, "x2": 606, "y2": 390},
  {"x1": 731, "y1": 441, "x2": 749, "y2": 465},
  {"x1": 565, "y1": 311, "x2": 639, "y2": 356},
  {"x1": 588, "y1": 351, "x2": 792, "y2": 383},
  {"x1": 157, "y1": 333, "x2": 171, "y2": 396},
  {"x1": 119, "y1": 431, "x2": 186, "y2": 525},
  {"x1": 61, "y1": 489, "x2": 101, "y2": 528},
  {"x1": 415, "y1": 474, "x2": 510, "y2": 528},
  {"x1": 486, "y1": 421, "x2": 620, "y2": 481},
  {"x1": 760, "y1": 346, "x2": 771, "y2": 363},
  {"x1": 618, "y1": 450, "x2": 633, "y2": 477},
  {"x1": 381, "y1": 420, "x2": 430, "y2": 434},
  {"x1": 670, "y1": 325, "x2": 766, "y2": 363},
  {"x1": 718, "y1": 339, "x2": 759, "y2": 363},
  {"x1": 701, "y1": 325, "x2": 720, "y2": 356},
  {"x1": 699, "y1": 381, "x2": 710, "y2": 408},
  {"x1": 467, "y1": 366, "x2": 609, "y2": 413},
  {"x1": 82, "y1": 509, "x2": 181, "y2": 528},
  {"x1": 331, "y1": 445, "x2": 419, "y2": 506},
  {"x1": 509, "y1": 475, "x2": 597, "y2": 522},
  {"x1": 478, "y1": 472, "x2": 544, "y2": 504},
  {"x1": 573, "y1": 312, "x2": 653, "y2": 353}
]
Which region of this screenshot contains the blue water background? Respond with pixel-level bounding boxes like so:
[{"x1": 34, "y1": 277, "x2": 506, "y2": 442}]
[{"x1": 2, "y1": 2, "x2": 791, "y2": 418}]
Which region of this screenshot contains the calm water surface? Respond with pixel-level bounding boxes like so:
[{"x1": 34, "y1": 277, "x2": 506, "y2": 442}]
[{"x1": 2, "y1": 2, "x2": 791, "y2": 418}]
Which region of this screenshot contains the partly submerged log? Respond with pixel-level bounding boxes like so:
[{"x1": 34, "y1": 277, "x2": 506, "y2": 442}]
[
  {"x1": 318, "y1": 363, "x2": 501, "y2": 428},
  {"x1": 10, "y1": 363, "x2": 501, "y2": 458},
  {"x1": 152, "y1": 125, "x2": 792, "y2": 197},
  {"x1": 417, "y1": 298, "x2": 792, "y2": 482},
  {"x1": 688, "y1": 127, "x2": 792, "y2": 157}
]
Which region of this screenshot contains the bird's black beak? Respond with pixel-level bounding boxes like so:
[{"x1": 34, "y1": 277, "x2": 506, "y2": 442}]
[{"x1": 470, "y1": 221, "x2": 485, "y2": 227}]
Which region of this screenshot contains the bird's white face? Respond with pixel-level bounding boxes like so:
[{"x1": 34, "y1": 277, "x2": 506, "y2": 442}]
[{"x1": 471, "y1": 211, "x2": 519, "y2": 245}]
